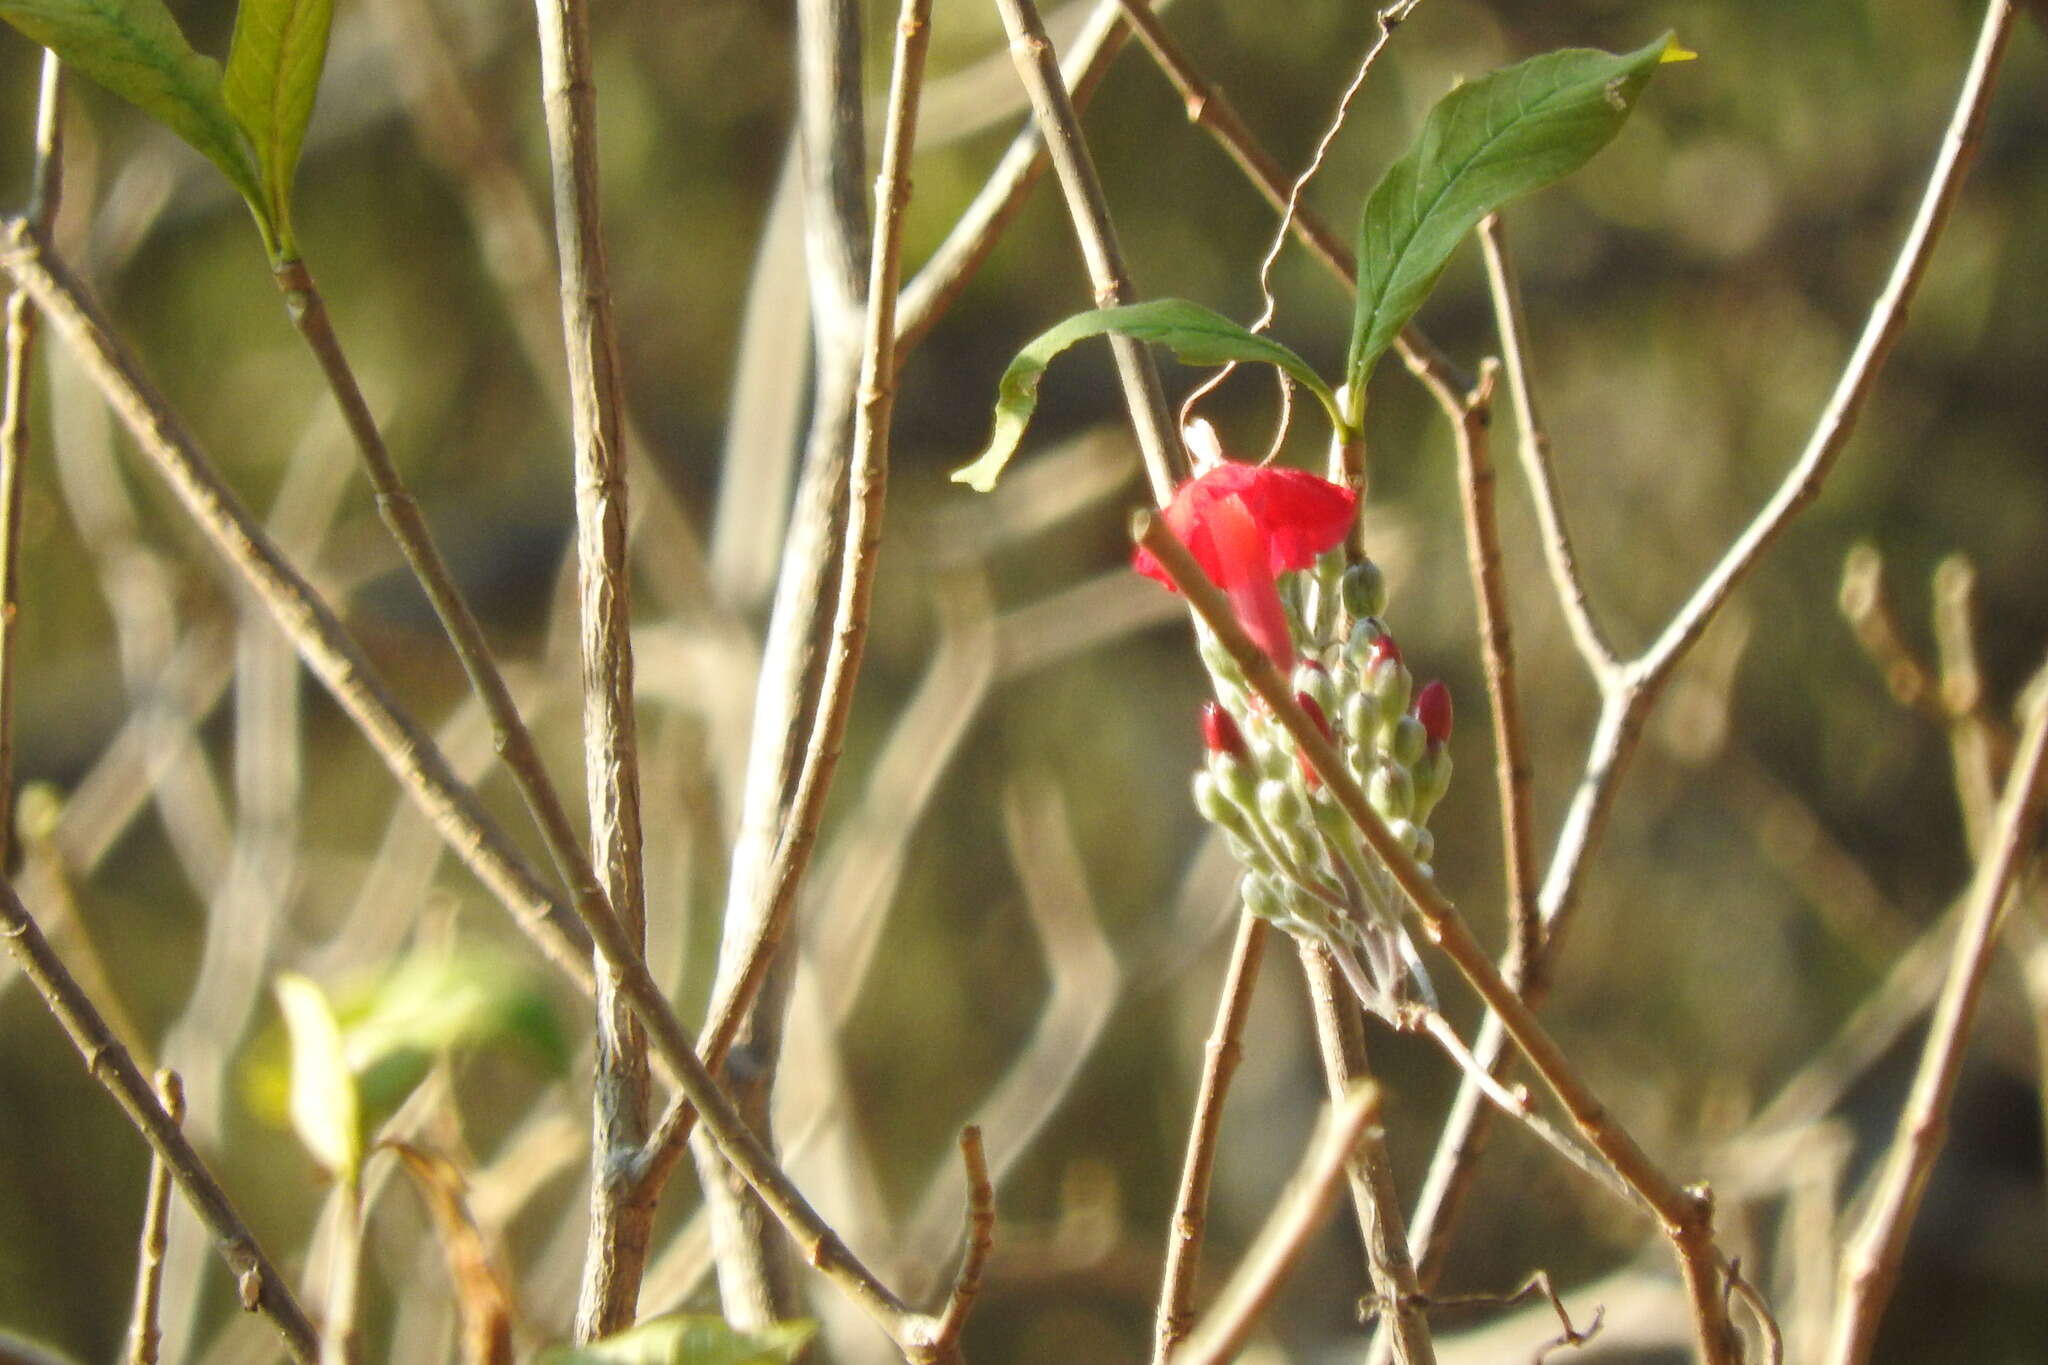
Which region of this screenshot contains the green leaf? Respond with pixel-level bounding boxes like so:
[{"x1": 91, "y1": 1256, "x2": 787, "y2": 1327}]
[
  {"x1": 952, "y1": 299, "x2": 1341, "y2": 493},
  {"x1": 245, "y1": 946, "x2": 566, "y2": 1145},
  {"x1": 538, "y1": 1314, "x2": 816, "y2": 1365},
  {"x1": 1346, "y1": 34, "x2": 1679, "y2": 400},
  {"x1": 274, "y1": 971, "x2": 361, "y2": 1180},
  {"x1": 338, "y1": 945, "x2": 568, "y2": 1077},
  {"x1": 221, "y1": 0, "x2": 334, "y2": 258},
  {"x1": 0, "y1": 0, "x2": 263, "y2": 212}
]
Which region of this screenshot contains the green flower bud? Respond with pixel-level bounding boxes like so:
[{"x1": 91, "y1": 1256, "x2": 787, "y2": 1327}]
[
  {"x1": 1369, "y1": 762, "x2": 1414, "y2": 823},
  {"x1": 1412, "y1": 746, "x2": 1453, "y2": 822},
  {"x1": 1259, "y1": 778, "x2": 1306, "y2": 833},
  {"x1": 1193, "y1": 771, "x2": 1231, "y2": 825},
  {"x1": 1388, "y1": 818, "x2": 1422, "y2": 854},
  {"x1": 1198, "y1": 626, "x2": 1244, "y2": 688},
  {"x1": 1373, "y1": 662, "x2": 1412, "y2": 729},
  {"x1": 1242, "y1": 873, "x2": 1285, "y2": 923},
  {"x1": 1209, "y1": 749, "x2": 1258, "y2": 809},
  {"x1": 1386, "y1": 714, "x2": 1427, "y2": 769},
  {"x1": 1410, "y1": 826, "x2": 1435, "y2": 866},
  {"x1": 1294, "y1": 662, "x2": 1338, "y2": 719},
  {"x1": 1342, "y1": 693, "x2": 1374, "y2": 746},
  {"x1": 1341, "y1": 558, "x2": 1388, "y2": 620}
]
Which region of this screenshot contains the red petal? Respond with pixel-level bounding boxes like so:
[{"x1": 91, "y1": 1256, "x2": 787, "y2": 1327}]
[
  {"x1": 1201, "y1": 701, "x2": 1248, "y2": 760},
  {"x1": 1133, "y1": 460, "x2": 1354, "y2": 587},
  {"x1": 1414, "y1": 680, "x2": 1453, "y2": 746},
  {"x1": 1208, "y1": 494, "x2": 1295, "y2": 670}
]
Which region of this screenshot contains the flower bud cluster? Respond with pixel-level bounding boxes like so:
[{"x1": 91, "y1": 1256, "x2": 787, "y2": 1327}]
[{"x1": 1192, "y1": 553, "x2": 1454, "y2": 1011}]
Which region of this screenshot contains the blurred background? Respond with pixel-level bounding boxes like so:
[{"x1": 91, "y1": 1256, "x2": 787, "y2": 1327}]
[{"x1": 1, "y1": 0, "x2": 2045, "y2": 1360}]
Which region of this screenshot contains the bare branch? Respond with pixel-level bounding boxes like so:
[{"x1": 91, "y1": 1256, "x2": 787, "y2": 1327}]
[
  {"x1": 525, "y1": 0, "x2": 657, "y2": 1323},
  {"x1": 1173, "y1": 1084, "x2": 1382, "y2": 1365},
  {"x1": 1424, "y1": 353, "x2": 1542, "y2": 981},
  {"x1": 1634, "y1": 0, "x2": 2017, "y2": 692},
  {"x1": 126, "y1": 1069, "x2": 183, "y2": 1365},
  {"x1": 896, "y1": 0, "x2": 1137, "y2": 357},
  {"x1": 1399, "y1": 0, "x2": 2019, "y2": 1293},
  {"x1": 1825, "y1": 659, "x2": 2048, "y2": 1365},
  {"x1": 1152, "y1": 912, "x2": 1268, "y2": 1362},
  {"x1": 0, "y1": 53, "x2": 61, "y2": 873},
  {"x1": 994, "y1": 0, "x2": 1183, "y2": 504},
  {"x1": 1477, "y1": 217, "x2": 1618, "y2": 680},
  {"x1": 0, "y1": 877, "x2": 317, "y2": 1362},
  {"x1": 932, "y1": 1126, "x2": 998, "y2": 1348},
  {"x1": 1296, "y1": 944, "x2": 1437, "y2": 1365},
  {"x1": 0, "y1": 221, "x2": 596, "y2": 988}
]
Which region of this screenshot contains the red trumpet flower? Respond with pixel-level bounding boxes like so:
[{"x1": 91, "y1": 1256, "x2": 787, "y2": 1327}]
[{"x1": 1134, "y1": 461, "x2": 1355, "y2": 671}]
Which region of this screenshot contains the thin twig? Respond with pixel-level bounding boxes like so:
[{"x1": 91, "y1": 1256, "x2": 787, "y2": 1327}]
[
  {"x1": 0, "y1": 876, "x2": 318, "y2": 1362},
  {"x1": 896, "y1": 0, "x2": 1141, "y2": 358},
  {"x1": 8, "y1": 238, "x2": 929, "y2": 1357},
  {"x1": 1477, "y1": 217, "x2": 1617, "y2": 679},
  {"x1": 0, "y1": 52, "x2": 61, "y2": 872},
  {"x1": 126, "y1": 1069, "x2": 183, "y2": 1365},
  {"x1": 319, "y1": 1180, "x2": 366, "y2": 1365},
  {"x1": 995, "y1": 0, "x2": 1183, "y2": 505},
  {"x1": 1429, "y1": 350, "x2": 1541, "y2": 979},
  {"x1": 673, "y1": 0, "x2": 872, "y2": 1325},
  {"x1": 933, "y1": 1126, "x2": 998, "y2": 1347},
  {"x1": 633, "y1": 0, "x2": 938, "y2": 1232},
  {"x1": 1296, "y1": 945, "x2": 1437, "y2": 1365},
  {"x1": 526, "y1": 0, "x2": 655, "y2": 1325},
  {"x1": 1398, "y1": 0, "x2": 2016, "y2": 1295},
  {"x1": 1152, "y1": 911, "x2": 1267, "y2": 1363},
  {"x1": 1838, "y1": 544, "x2": 1944, "y2": 723},
  {"x1": 0, "y1": 221, "x2": 597, "y2": 991},
  {"x1": 1400, "y1": 1271, "x2": 1602, "y2": 1361},
  {"x1": 1931, "y1": 555, "x2": 2010, "y2": 849},
  {"x1": 273, "y1": 266, "x2": 624, "y2": 984},
  {"x1": 1173, "y1": 1084, "x2": 1382, "y2": 1365},
  {"x1": 1632, "y1": 0, "x2": 2015, "y2": 694},
  {"x1": 1824, "y1": 661, "x2": 2048, "y2": 1365},
  {"x1": 1133, "y1": 509, "x2": 1740, "y2": 1364}
]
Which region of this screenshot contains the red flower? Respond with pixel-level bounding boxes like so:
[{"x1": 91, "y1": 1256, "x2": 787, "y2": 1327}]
[{"x1": 1134, "y1": 461, "x2": 1356, "y2": 670}]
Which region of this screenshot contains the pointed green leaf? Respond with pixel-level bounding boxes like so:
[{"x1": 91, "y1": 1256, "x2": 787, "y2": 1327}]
[
  {"x1": 275, "y1": 972, "x2": 361, "y2": 1180},
  {"x1": 222, "y1": 0, "x2": 333, "y2": 257},
  {"x1": 0, "y1": 0, "x2": 262, "y2": 210},
  {"x1": 952, "y1": 299, "x2": 1341, "y2": 493},
  {"x1": 538, "y1": 1314, "x2": 816, "y2": 1365},
  {"x1": 1347, "y1": 34, "x2": 1679, "y2": 398}
]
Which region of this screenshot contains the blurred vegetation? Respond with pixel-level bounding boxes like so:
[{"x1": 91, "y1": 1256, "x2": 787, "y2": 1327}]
[{"x1": 1, "y1": 0, "x2": 2045, "y2": 1361}]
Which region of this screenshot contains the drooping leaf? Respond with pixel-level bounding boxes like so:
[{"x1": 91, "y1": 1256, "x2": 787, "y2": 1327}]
[
  {"x1": 221, "y1": 0, "x2": 333, "y2": 258},
  {"x1": 952, "y1": 299, "x2": 1341, "y2": 493},
  {"x1": 381, "y1": 1142, "x2": 513, "y2": 1365},
  {"x1": 274, "y1": 971, "x2": 360, "y2": 1180},
  {"x1": 538, "y1": 1314, "x2": 816, "y2": 1365},
  {"x1": 0, "y1": 0, "x2": 263, "y2": 211},
  {"x1": 1346, "y1": 34, "x2": 1681, "y2": 398}
]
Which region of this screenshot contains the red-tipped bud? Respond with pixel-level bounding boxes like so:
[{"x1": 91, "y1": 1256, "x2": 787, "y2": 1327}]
[
  {"x1": 1201, "y1": 701, "x2": 1249, "y2": 762},
  {"x1": 1294, "y1": 692, "x2": 1333, "y2": 788},
  {"x1": 1414, "y1": 680, "x2": 1453, "y2": 747},
  {"x1": 1369, "y1": 634, "x2": 1403, "y2": 669}
]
